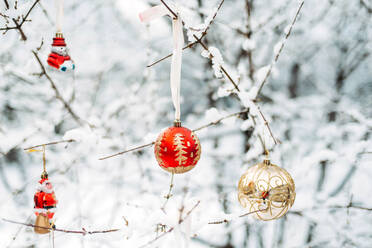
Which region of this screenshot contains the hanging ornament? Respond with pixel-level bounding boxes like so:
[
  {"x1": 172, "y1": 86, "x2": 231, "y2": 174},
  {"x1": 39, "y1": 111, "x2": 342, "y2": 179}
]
[
  {"x1": 140, "y1": 4, "x2": 201, "y2": 174},
  {"x1": 29, "y1": 146, "x2": 57, "y2": 234},
  {"x1": 238, "y1": 159, "x2": 295, "y2": 221},
  {"x1": 155, "y1": 121, "x2": 201, "y2": 174},
  {"x1": 47, "y1": 0, "x2": 75, "y2": 72}
]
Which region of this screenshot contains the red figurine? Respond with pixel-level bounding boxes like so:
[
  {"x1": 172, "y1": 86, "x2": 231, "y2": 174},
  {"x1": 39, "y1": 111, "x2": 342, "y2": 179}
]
[
  {"x1": 154, "y1": 121, "x2": 201, "y2": 174},
  {"x1": 34, "y1": 172, "x2": 57, "y2": 234},
  {"x1": 47, "y1": 32, "x2": 75, "y2": 72}
]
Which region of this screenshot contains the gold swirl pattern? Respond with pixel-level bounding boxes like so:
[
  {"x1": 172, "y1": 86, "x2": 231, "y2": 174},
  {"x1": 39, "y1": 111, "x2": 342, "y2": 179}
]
[{"x1": 238, "y1": 160, "x2": 295, "y2": 221}]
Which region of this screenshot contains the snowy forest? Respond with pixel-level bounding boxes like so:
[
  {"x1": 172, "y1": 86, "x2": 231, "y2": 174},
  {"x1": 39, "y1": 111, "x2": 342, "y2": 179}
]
[{"x1": 0, "y1": 0, "x2": 371, "y2": 247}]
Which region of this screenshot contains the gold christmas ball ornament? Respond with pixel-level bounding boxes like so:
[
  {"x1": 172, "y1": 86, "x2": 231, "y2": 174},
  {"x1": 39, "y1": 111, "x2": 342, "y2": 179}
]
[{"x1": 238, "y1": 159, "x2": 295, "y2": 221}]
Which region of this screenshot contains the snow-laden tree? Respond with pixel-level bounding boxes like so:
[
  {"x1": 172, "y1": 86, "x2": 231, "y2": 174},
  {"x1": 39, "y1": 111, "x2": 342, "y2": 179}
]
[{"x1": 0, "y1": 0, "x2": 371, "y2": 247}]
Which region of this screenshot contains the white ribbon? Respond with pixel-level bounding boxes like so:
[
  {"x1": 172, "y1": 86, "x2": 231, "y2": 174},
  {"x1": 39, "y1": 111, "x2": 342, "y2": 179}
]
[
  {"x1": 140, "y1": 4, "x2": 184, "y2": 121},
  {"x1": 56, "y1": 0, "x2": 64, "y2": 33}
]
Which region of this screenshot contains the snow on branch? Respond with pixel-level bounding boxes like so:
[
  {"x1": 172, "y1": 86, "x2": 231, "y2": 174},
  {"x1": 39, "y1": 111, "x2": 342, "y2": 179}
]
[
  {"x1": 147, "y1": 0, "x2": 225, "y2": 68},
  {"x1": 255, "y1": 0, "x2": 304, "y2": 98}
]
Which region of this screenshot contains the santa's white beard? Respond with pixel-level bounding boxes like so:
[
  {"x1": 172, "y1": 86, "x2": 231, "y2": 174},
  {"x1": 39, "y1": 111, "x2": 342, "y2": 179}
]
[{"x1": 39, "y1": 185, "x2": 53, "y2": 194}]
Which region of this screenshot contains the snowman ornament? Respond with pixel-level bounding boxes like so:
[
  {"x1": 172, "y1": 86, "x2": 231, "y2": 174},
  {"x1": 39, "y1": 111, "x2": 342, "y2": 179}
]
[{"x1": 47, "y1": 32, "x2": 75, "y2": 72}]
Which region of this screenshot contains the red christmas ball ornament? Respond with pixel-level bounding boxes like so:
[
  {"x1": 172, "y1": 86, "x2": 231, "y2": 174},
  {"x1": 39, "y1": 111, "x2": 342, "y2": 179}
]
[{"x1": 155, "y1": 121, "x2": 201, "y2": 174}]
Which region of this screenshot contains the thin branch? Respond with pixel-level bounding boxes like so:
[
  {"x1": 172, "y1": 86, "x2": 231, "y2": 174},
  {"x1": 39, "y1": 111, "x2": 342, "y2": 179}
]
[
  {"x1": 0, "y1": 0, "x2": 40, "y2": 39},
  {"x1": 147, "y1": 41, "x2": 198, "y2": 67},
  {"x1": 139, "y1": 201, "x2": 200, "y2": 248},
  {"x1": 147, "y1": 0, "x2": 225, "y2": 68},
  {"x1": 98, "y1": 141, "x2": 155, "y2": 160},
  {"x1": 99, "y1": 109, "x2": 249, "y2": 160},
  {"x1": 2, "y1": 218, "x2": 120, "y2": 235},
  {"x1": 161, "y1": 173, "x2": 175, "y2": 211},
  {"x1": 193, "y1": 34, "x2": 240, "y2": 92},
  {"x1": 257, "y1": 106, "x2": 278, "y2": 145},
  {"x1": 160, "y1": 0, "x2": 178, "y2": 19},
  {"x1": 19, "y1": 0, "x2": 40, "y2": 26},
  {"x1": 208, "y1": 208, "x2": 268, "y2": 225},
  {"x1": 4, "y1": 0, "x2": 9, "y2": 9},
  {"x1": 256, "y1": 0, "x2": 304, "y2": 97},
  {"x1": 32, "y1": 50, "x2": 86, "y2": 126},
  {"x1": 11, "y1": 18, "x2": 26, "y2": 41},
  {"x1": 192, "y1": 109, "x2": 248, "y2": 132},
  {"x1": 23, "y1": 139, "x2": 76, "y2": 150}
]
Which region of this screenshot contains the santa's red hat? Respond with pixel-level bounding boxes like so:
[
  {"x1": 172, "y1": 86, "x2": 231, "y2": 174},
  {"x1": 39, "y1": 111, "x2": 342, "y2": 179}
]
[{"x1": 39, "y1": 178, "x2": 48, "y2": 185}]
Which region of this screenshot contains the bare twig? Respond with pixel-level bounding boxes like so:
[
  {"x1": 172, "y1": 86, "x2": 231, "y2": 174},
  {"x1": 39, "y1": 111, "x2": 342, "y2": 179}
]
[
  {"x1": 139, "y1": 201, "x2": 200, "y2": 248},
  {"x1": 2, "y1": 218, "x2": 120, "y2": 235},
  {"x1": 99, "y1": 141, "x2": 155, "y2": 160},
  {"x1": 32, "y1": 50, "x2": 86, "y2": 126},
  {"x1": 147, "y1": 0, "x2": 225, "y2": 68},
  {"x1": 208, "y1": 208, "x2": 268, "y2": 225},
  {"x1": 160, "y1": 0, "x2": 177, "y2": 19},
  {"x1": 147, "y1": 41, "x2": 199, "y2": 67},
  {"x1": 0, "y1": 0, "x2": 40, "y2": 39},
  {"x1": 256, "y1": 0, "x2": 304, "y2": 97},
  {"x1": 257, "y1": 106, "x2": 278, "y2": 145},
  {"x1": 161, "y1": 173, "x2": 175, "y2": 211},
  {"x1": 23, "y1": 139, "x2": 76, "y2": 150},
  {"x1": 192, "y1": 109, "x2": 248, "y2": 132},
  {"x1": 99, "y1": 109, "x2": 249, "y2": 160},
  {"x1": 4, "y1": 0, "x2": 10, "y2": 9}
]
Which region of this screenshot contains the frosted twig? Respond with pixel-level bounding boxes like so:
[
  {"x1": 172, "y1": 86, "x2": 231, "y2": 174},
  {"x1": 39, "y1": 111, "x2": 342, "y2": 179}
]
[
  {"x1": 23, "y1": 139, "x2": 76, "y2": 150},
  {"x1": 139, "y1": 201, "x2": 200, "y2": 248},
  {"x1": 2, "y1": 218, "x2": 120, "y2": 235},
  {"x1": 208, "y1": 208, "x2": 268, "y2": 224},
  {"x1": 256, "y1": 0, "x2": 304, "y2": 97},
  {"x1": 161, "y1": 173, "x2": 175, "y2": 212},
  {"x1": 32, "y1": 51, "x2": 87, "y2": 126},
  {"x1": 147, "y1": 0, "x2": 225, "y2": 68},
  {"x1": 193, "y1": 34, "x2": 240, "y2": 92},
  {"x1": 98, "y1": 109, "x2": 249, "y2": 160},
  {"x1": 257, "y1": 106, "x2": 278, "y2": 145}
]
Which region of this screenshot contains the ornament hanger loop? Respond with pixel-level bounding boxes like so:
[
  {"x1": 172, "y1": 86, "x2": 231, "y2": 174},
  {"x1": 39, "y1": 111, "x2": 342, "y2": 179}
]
[
  {"x1": 139, "y1": 3, "x2": 184, "y2": 122},
  {"x1": 42, "y1": 145, "x2": 46, "y2": 173},
  {"x1": 55, "y1": 0, "x2": 64, "y2": 33},
  {"x1": 26, "y1": 145, "x2": 48, "y2": 178}
]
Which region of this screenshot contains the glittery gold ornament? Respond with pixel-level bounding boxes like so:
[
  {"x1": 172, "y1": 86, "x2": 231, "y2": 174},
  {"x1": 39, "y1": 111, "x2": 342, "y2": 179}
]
[{"x1": 238, "y1": 159, "x2": 295, "y2": 221}]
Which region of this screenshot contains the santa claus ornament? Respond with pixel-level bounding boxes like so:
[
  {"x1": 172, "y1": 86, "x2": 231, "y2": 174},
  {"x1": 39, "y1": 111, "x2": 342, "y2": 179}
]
[
  {"x1": 47, "y1": 0, "x2": 75, "y2": 72},
  {"x1": 28, "y1": 146, "x2": 57, "y2": 234},
  {"x1": 238, "y1": 159, "x2": 295, "y2": 221},
  {"x1": 140, "y1": 5, "x2": 201, "y2": 174}
]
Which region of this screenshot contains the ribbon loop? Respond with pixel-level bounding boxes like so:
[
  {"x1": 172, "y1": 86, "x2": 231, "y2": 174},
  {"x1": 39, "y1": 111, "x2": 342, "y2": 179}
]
[
  {"x1": 140, "y1": 4, "x2": 184, "y2": 121},
  {"x1": 56, "y1": 0, "x2": 64, "y2": 32}
]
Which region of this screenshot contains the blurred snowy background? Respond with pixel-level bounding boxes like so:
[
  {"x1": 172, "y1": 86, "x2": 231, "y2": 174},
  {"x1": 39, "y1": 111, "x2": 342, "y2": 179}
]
[{"x1": 0, "y1": 0, "x2": 371, "y2": 247}]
